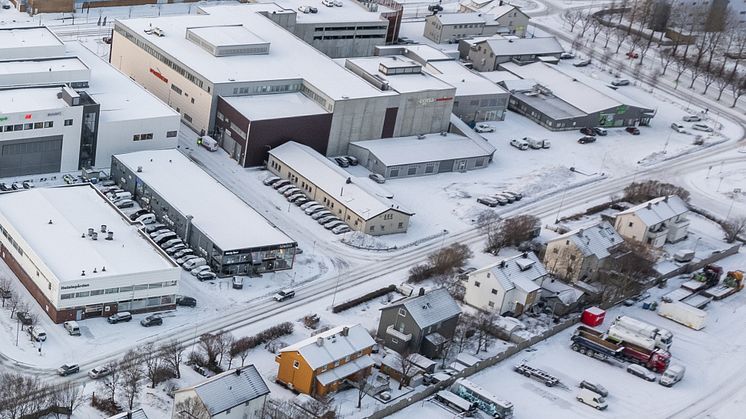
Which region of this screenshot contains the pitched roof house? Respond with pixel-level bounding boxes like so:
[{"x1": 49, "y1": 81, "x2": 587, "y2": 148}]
[
  {"x1": 614, "y1": 195, "x2": 689, "y2": 247},
  {"x1": 376, "y1": 288, "x2": 461, "y2": 358},
  {"x1": 544, "y1": 221, "x2": 625, "y2": 282}
]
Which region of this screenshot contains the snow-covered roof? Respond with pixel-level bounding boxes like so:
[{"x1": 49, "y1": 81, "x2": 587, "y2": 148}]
[
  {"x1": 431, "y1": 12, "x2": 496, "y2": 25},
  {"x1": 0, "y1": 185, "x2": 176, "y2": 282},
  {"x1": 387, "y1": 288, "x2": 461, "y2": 328},
  {"x1": 350, "y1": 132, "x2": 495, "y2": 167},
  {"x1": 114, "y1": 149, "x2": 295, "y2": 251},
  {"x1": 425, "y1": 60, "x2": 510, "y2": 97},
  {"x1": 114, "y1": 5, "x2": 391, "y2": 100},
  {"x1": 550, "y1": 221, "x2": 623, "y2": 259},
  {"x1": 477, "y1": 252, "x2": 545, "y2": 293},
  {"x1": 108, "y1": 409, "x2": 148, "y2": 419},
  {"x1": 0, "y1": 57, "x2": 89, "y2": 88},
  {"x1": 460, "y1": 0, "x2": 524, "y2": 18},
  {"x1": 376, "y1": 44, "x2": 456, "y2": 63},
  {"x1": 500, "y1": 62, "x2": 652, "y2": 115},
  {"x1": 268, "y1": 142, "x2": 412, "y2": 220},
  {"x1": 540, "y1": 279, "x2": 584, "y2": 304},
  {"x1": 0, "y1": 26, "x2": 65, "y2": 59},
  {"x1": 0, "y1": 87, "x2": 69, "y2": 113},
  {"x1": 269, "y1": 0, "x2": 393, "y2": 23},
  {"x1": 344, "y1": 56, "x2": 456, "y2": 94},
  {"x1": 616, "y1": 195, "x2": 688, "y2": 226},
  {"x1": 279, "y1": 324, "x2": 375, "y2": 369},
  {"x1": 479, "y1": 69, "x2": 520, "y2": 84},
  {"x1": 478, "y1": 36, "x2": 563, "y2": 57},
  {"x1": 178, "y1": 366, "x2": 270, "y2": 416},
  {"x1": 316, "y1": 356, "x2": 374, "y2": 386},
  {"x1": 222, "y1": 92, "x2": 328, "y2": 121}
]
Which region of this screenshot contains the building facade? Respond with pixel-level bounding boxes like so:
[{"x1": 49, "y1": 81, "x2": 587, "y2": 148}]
[
  {"x1": 544, "y1": 222, "x2": 626, "y2": 283},
  {"x1": 613, "y1": 196, "x2": 690, "y2": 247},
  {"x1": 463, "y1": 36, "x2": 564, "y2": 71},
  {"x1": 424, "y1": 13, "x2": 500, "y2": 44},
  {"x1": 458, "y1": 1, "x2": 530, "y2": 36}
]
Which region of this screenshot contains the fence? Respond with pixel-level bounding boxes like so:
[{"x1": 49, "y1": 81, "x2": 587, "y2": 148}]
[
  {"x1": 366, "y1": 316, "x2": 580, "y2": 419},
  {"x1": 656, "y1": 243, "x2": 741, "y2": 282}
]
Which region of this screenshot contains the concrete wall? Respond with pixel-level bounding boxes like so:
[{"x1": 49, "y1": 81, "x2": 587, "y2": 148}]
[
  {"x1": 295, "y1": 21, "x2": 388, "y2": 58},
  {"x1": 452, "y1": 92, "x2": 509, "y2": 123},
  {"x1": 391, "y1": 89, "x2": 455, "y2": 137},
  {"x1": 94, "y1": 116, "x2": 180, "y2": 171}
]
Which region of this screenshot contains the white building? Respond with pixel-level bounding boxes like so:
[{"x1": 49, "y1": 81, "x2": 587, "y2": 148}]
[
  {"x1": 458, "y1": 0, "x2": 530, "y2": 37},
  {"x1": 0, "y1": 27, "x2": 180, "y2": 178},
  {"x1": 614, "y1": 196, "x2": 690, "y2": 247},
  {"x1": 173, "y1": 365, "x2": 270, "y2": 419},
  {"x1": 0, "y1": 185, "x2": 180, "y2": 323},
  {"x1": 464, "y1": 252, "x2": 546, "y2": 316}
]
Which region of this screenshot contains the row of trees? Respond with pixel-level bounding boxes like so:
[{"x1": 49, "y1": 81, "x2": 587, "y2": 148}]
[{"x1": 0, "y1": 373, "x2": 84, "y2": 419}]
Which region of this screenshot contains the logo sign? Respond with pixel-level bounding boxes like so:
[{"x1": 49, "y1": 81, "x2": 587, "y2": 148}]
[
  {"x1": 418, "y1": 97, "x2": 453, "y2": 106},
  {"x1": 0, "y1": 117, "x2": 7, "y2": 122},
  {"x1": 47, "y1": 112, "x2": 62, "y2": 116},
  {"x1": 149, "y1": 68, "x2": 168, "y2": 83},
  {"x1": 61, "y1": 283, "x2": 90, "y2": 290},
  {"x1": 24, "y1": 114, "x2": 32, "y2": 120}
]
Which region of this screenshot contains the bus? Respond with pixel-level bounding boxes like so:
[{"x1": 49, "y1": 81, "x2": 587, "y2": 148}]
[
  {"x1": 434, "y1": 390, "x2": 477, "y2": 416},
  {"x1": 450, "y1": 378, "x2": 514, "y2": 419}
]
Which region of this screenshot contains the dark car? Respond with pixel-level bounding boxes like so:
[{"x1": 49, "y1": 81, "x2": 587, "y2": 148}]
[
  {"x1": 580, "y1": 127, "x2": 595, "y2": 135},
  {"x1": 16, "y1": 311, "x2": 33, "y2": 326},
  {"x1": 107, "y1": 311, "x2": 132, "y2": 324},
  {"x1": 626, "y1": 126, "x2": 641, "y2": 135},
  {"x1": 578, "y1": 136, "x2": 597, "y2": 144},
  {"x1": 57, "y1": 364, "x2": 80, "y2": 377},
  {"x1": 103, "y1": 36, "x2": 112, "y2": 44},
  {"x1": 334, "y1": 157, "x2": 349, "y2": 167},
  {"x1": 129, "y1": 209, "x2": 151, "y2": 221},
  {"x1": 309, "y1": 6, "x2": 318, "y2": 12},
  {"x1": 0, "y1": 183, "x2": 10, "y2": 191},
  {"x1": 176, "y1": 296, "x2": 197, "y2": 307},
  {"x1": 140, "y1": 315, "x2": 163, "y2": 327}
]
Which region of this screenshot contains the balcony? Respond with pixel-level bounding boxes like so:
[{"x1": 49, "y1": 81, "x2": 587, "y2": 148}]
[{"x1": 386, "y1": 325, "x2": 412, "y2": 342}]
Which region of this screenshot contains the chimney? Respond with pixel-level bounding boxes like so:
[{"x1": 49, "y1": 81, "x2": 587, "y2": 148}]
[
  {"x1": 663, "y1": 196, "x2": 669, "y2": 202},
  {"x1": 522, "y1": 252, "x2": 528, "y2": 258},
  {"x1": 102, "y1": 266, "x2": 106, "y2": 272},
  {"x1": 418, "y1": 287, "x2": 425, "y2": 296},
  {"x1": 499, "y1": 260, "x2": 506, "y2": 268},
  {"x1": 100, "y1": 224, "x2": 107, "y2": 233},
  {"x1": 647, "y1": 202, "x2": 652, "y2": 209},
  {"x1": 137, "y1": 166, "x2": 143, "y2": 173},
  {"x1": 235, "y1": 368, "x2": 242, "y2": 376},
  {"x1": 341, "y1": 326, "x2": 350, "y2": 336},
  {"x1": 106, "y1": 231, "x2": 114, "y2": 241},
  {"x1": 48, "y1": 219, "x2": 53, "y2": 225},
  {"x1": 316, "y1": 337, "x2": 324, "y2": 347},
  {"x1": 81, "y1": 270, "x2": 86, "y2": 276}
]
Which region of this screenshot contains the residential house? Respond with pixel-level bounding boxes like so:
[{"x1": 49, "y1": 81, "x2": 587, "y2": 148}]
[
  {"x1": 110, "y1": 410, "x2": 148, "y2": 419},
  {"x1": 172, "y1": 365, "x2": 270, "y2": 419},
  {"x1": 613, "y1": 196, "x2": 690, "y2": 247},
  {"x1": 376, "y1": 288, "x2": 461, "y2": 358},
  {"x1": 458, "y1": 0, "x2": 530, "y2": 37},
  {"x1": 275, "y1": 324, "x2": 376, "y2": 397},
  {"x1": 539, "y1": 278, "x2": 586, "y2": 316},
  {"x1": 461, "y1": 36, "x2": 564, "y2": 70},
  {"x1": 544, "y1": 221, "x2": 626, "y2": 282},
  {"x1": 463, "y1": 252, "x2": 546, "y2": 316},
  {"x1": 424, "y1": 13, "x2": 500, "y2": 44}
]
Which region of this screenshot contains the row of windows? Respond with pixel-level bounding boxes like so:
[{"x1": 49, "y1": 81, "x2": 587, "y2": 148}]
[
  {"x1": 60, "y1": 280, "x2": 178, "y2": 300},
  {"x1": 2, "y1": 120, "x2": 61, "y2": 133},
  {"x1": 369, "y1": 222, "x2": 403, "y2": 232},
  {"x1": 232, "y1": 83, "x2": 301, "y2": 96},
  {"x1": 314, "y1": 25, "x2": 387, "y2": 31},
  {"x1": 0, "y1": 224, "x2": 23, "y2": 257},
  {"x1": 312, "y1": 34, "x2": 386, "y2": 40},
  {"x1": 133, "y1": 133, "x2": 154, "y2": 141},
  {"x1": 2, "y1": 139, "x2": 62, "y2": 155},
  {"x1": 300, "y1": 84, "x2": 329, "y2": 111}
]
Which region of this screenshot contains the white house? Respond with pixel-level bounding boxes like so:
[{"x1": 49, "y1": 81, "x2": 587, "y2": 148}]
[
  {"x1": 614, "y1": 196, "x2": 689, "y2": 247},
  {"x1": 172, "y1": 365, "x2": 270, "y2": 419},
  {"x1": 463, "y1": 252, "x2": 546, "y2": 316}
]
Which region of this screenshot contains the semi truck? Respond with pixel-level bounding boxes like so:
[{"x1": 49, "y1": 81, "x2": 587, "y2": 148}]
[
  {"x1": 657, "y1": 301, "x2": 706, "y2": 330},
  {"x1": 607, "y1": 324, "x2": 657, "y2": 352},
  {"x1": 571, "y1": 326, "x2": 670, "y2": 372},
  {"x1": 611, "y1": 316, "x2": 673, "y2": 351}
]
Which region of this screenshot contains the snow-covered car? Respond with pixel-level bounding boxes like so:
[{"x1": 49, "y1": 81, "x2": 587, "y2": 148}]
[
  {"x1": 593, "y1": 127, "x2": 607, "y2": 136},
  {"x1": 345, "y1": 155, "x2": 358, "y2": 165},
  {"x1": 510, "y1": 138, "x2": 529, "y2": 150},
  {"x1": 627, "y1": 364, "x2": 656, "y2": 381},
  {"x1": 579, "y1": 380, "x2": 608, "y2": 397},
  {"x1": 283, "y1": 187, "x2": 301, "y2": 197},
  {"x1": 311, "y1": 210, "x2": 332, "y2": 220},
  {"x1": 369, "y1": 173, "x2": 386, "y2": 184},
  {"x1": 573, "y1": 59, "x2": 591, "y2": 67},
  {"x1": 274, "y1": 289, "x2": 295, "y2": 302},
  {"x1": 300, "y1": 201, "x2": 319, "y2": 210},
  {"x1": 272, "y1": 179, "x2": 291, "y2": 189},
  {"x1": 611, "y1": 78, "x2": 630, "y2": 86},
  {"x1": 304, "y1": 205, "x2": 325, "y2": 215},
  {"x1": 474, "y1": 123, "x2": 495, "y2": 133},
  {"x1": 477, "y1": 197, "x2": 499, "y2": 207},
  {"x1": 503, "y1": 191, "x2": 523, "y2": 201},
  {"x1": 191, "y1": 265, "x2": 211, "y2": 276},
  {"x1": 57, "y1": 364, "x2": 80, "y2": 377},
  {"x1": 317, "y1": 215, "x2": 337, "y2": 224},
  {"x1": 691, "y1": 123, "x2": 713, "y2": 132},
  {"x1": 176, "y1": 254, "x2": 198, "y2": 265},
  {"x1": 682, "y1": 114, "x2": 702, "y2": 122},
  {"x1": 263, "y1": 176, "x2": 281, "y2": 186},
  {"x1": 334, "y1": 157, "x2": 350, "y2": 167},
  {"x1": 324, "y1": 220, "x2": 345, "y2": 230},
  {"x1": 198, "y1": 271, "x2": 217, "y2": 281},
  {"x1": 491, "y1": 195, "x2": 509, "y2": 205},
  {"x1": 332, "y1": 225, "x2": 351, "y2": 234},
  {"x1": 322, "y1": 0, "x2": 334, "y2": 6},
  {"x1": 334, "y1": 0, "x2": 343, "y2": 6},
  {"x1": 625, "y1": 126, "x2": 640, "y2": 135},
  {"x1": 114, "y1": 199, "x2": 134, "y2": 209},
  {"x1": 88, "y1": 366, "x2": 112, "y2": 379},
  {"x1": 140, "y1": 315, "x2": 163, "y2": 327},
  {"x1": 294, "y1": 197, "x2": 310, "y2": 206},
  {"x1": 277, "y1": 184, "x2": 294, "y2": 194},
  {"x1": 670, "y1": 123, "x2": 687, "y2": 133},
  {"x1": 560, "y1": 51, "x2": 575, "y2": 59}
]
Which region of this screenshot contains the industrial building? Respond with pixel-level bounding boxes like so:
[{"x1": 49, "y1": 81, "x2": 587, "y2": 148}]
[
  {"x1": 499, "y1": 62, "x2": 656, "y2": 130},
  {"x1": 267, "y1": 142, "x2": 413, "y2": 236},
  {"x1": 458, "y1": 0, "x2": 530, "y2": 37},
  {"x1": 111, "y1": 4, "x2": 436, "y2": 162},
  {"x1": 0, "y1": 185, "x2": 180, "y2": 323},
  {"x1": 348, "y1": 132, "x2": 495, "y2": 179},
  {"x1": 424, "y1": 12, "x2": 500, "y2": 44},
  {"x1": 0, "y1": 26, "x2": 179, "y2": 178},
  {"x1": 111, "y1": 150, "x2": 296, "y2": 276},
  {"x1": 460, "y1": 36, "x2": 564, "y2": 71}
]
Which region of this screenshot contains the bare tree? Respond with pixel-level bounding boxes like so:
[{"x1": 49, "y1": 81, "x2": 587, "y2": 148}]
[
  {"x1": 673, "y1": 55, "x2": 688, "y2": 88},
  {"x1": 98, "y1": 361, "x2": 121, "y2": 402},
  {"x1": 602, "y1": 18, "x2": 616, "y2": 48},
  {"x1": 199, "y1": 332, "x2": 225, "y2": 369},
  {"x1": 471, "y1": 310, "x2": 498, "y2": 354},
  {"x1": 701, "y1": 64, "x2": 718, "y2": 95},
  {"x1": 427, "y1": 243, "x2": 473, "y2": 277},
  {"x1": 120, "y1": 349, "x2": 144, "y2": 410},
  {"x1": 8, "y1": 291, "x2": 20, "y2": 319},
  {"x1": 715, "y1": 68, "x2": 732, "y2": 101},
  {"x1": 563, "y1": 9, "x2": 583, "y2": 32},
  {"x1": 614, "y1": 29, "x2": 629, "y2": 53},
  {"x1": 141, "y1": 343, "x2": 164, "y2": 388},
  {"x1": 160, "y1": 340, "x2": 184, "y2": 379},
  {"x1": 216, "y1": 332, "x2": 234, "y2": 367},
  {"x1": 729, "y1": 72, "x2": 746, "y2": 107},
  {"x1": 355, "y1": 371, "x2": 374, "y2": 409},
  {"x1": 174, "y1": 396, "x2": 210, "y2": 419},
  {"x1": 229, "y1": 337, "x2": 253, "y2": 368},
  {"x1": 52, "y1": 383, "x2": 85, "y2": 419},
  {"x1": 579, "y1": 10, "x2": 594, "y2": 38},
  {"x1": 721, "y1": 216, "x2": 746, "y2": 243},
  {"x1": 590, "y1": 18, "x2": 604, "y2": 43},
  {"x1": 0, "y1": 277, "x2": 11, "y2": 308},
  {"x1": 483, "y1": 214, "x2": 541, "y2": 255},
  {"x1": 397, "y1": 351, "x2": 418, "y2": 390}
]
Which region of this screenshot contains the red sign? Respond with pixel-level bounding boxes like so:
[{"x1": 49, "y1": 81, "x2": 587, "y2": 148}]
[
  {"x1": 24, "y1": 114, "x2": 32, "y2": 119},
  {"x1": 149, "y1": 68, "x2": 168, "y2": 83},
  {"x1": 435, "y1": 97, "x2": 453, "y2": 102}
]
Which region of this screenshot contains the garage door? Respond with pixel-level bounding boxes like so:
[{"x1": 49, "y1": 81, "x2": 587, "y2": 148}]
[{"x1": 0, "y1": 136, "x2": 63, "y2": 177}]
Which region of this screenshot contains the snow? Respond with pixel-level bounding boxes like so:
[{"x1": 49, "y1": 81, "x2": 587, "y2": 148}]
[
  {"x1": 344, "y1": 55, "x2": 456, "y2": 94},
  {"x1": 115, "y1": 149, "x2": 295, "y2": 251},
  {"x1": 432, "y1": 12, "x2": 496, "y2": 25},
  {"x1": 0, "y1": 185, "x2": 175, "y2": 281},
  {"x1": 350, "y1": 133, "x2": 494, "y2": 167},
  {"x1": 278, "y1": 324, "x2": 375, "y2": 369},
  {"x1": 269, "y1": 0, "x2": 394, "y2": 23},
  {"x1": 479, "y1": 36, "x2": 564, "y2": 57},
  {"x1": 0, "y1": 56, "x2": 89, "y2": 86},
  {"x1": 0, "y1": 26, "x2": 64, "y2": 54},
  {"x1": 425, "y1": 60, "x2": 509, "y2": 97},
  {"x1": 222, "y1": 92, "x2": 328, "y2": 121},
  {"x1": 0, "y1": 87, "x2": 70, "y2": 113},
  {"x1": 187, "y1": 25, "x2": 268, "y2": 50}
]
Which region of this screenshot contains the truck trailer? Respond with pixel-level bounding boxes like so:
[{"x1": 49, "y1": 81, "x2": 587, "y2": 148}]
[
  {"x1": 571, "y1": 326, "x2": 670, "y2": 372},
  {"x1": 657, "y1": 301, "x2": 706, "y2": 330},
  {"x1": 611, "y1": 316, "x2": 673, "y2": 350}
]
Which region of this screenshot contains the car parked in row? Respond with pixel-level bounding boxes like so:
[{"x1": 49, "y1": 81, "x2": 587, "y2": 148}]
[
  {"x1": 107, "y1": 312, "x2": 132, "y2": 324},
  {"x1": 57, "y1": 364, "x2": 80, "y2": 377},
  {"x1": 510, "y1": 138, "x2": 529, "y2": 150},
  {"x1": 88, "y1": 366, "x2": 112, "y2": 379},
  {"x1": 176, "y1": 295, "x2": 197, "y2": 307},
  {"x1": 477, "y1": 197, "x2": 499, "y2": 207},
  {"x1": 578, "y1": 136, "x2": 597, "y2": 144},
  {"x1": 369, "y1": 173, "x2": 386, "y2": 184},
  {"x1": 474, "y1": 123, "x2": 495, "y2": 133},
  {"x1": 626, "y1": 126, "x2": 640, "y2": 135},
  {"x1": 573, "y1": 59, "x2": 591, "y2": 67},
  {"x1": 692, "y1": 123, "x2": 713, "y2": 132},
  {"x1": 334, "y1": 156, "x2": 350, "y2": 167},
  {"x1": 332, "y1": 225, "x2": 351, "y2": 234},
  {"x1": 683, "y1": 114, "x2": 702, "y2": 122},
  {"x1": 671, "y1": 123, "x2": 687, "y2": 133},
  {"x1": 627, "y1": 364, "x2": 657, "y2": 381},
  {"x1": 140, "y1": 315, "x2": 163, "y2": 327}
]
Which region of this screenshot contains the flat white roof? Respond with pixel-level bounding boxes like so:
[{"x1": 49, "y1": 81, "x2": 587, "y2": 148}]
[
  {"x1": 0, "y1": 57, "x2": 89, "y2": 84},
  {"x1": 350, "y1": 133, "x2": 495, "y2": 166},
  {"x1": 268, "y1": 0, "x2": 392, "y2": 23},
  {"x1": 115, "y1": 149, "x2": 295, "y2": 250},
  {"x1": 269, "y1": 142, "x2": 411, "y2": 220},
  {"x1": 425, "y1": 60, "x2": 508, "y2": 97},
  {"x1": 115, "y1": 5, "x2": 391, "y2": 100},
  {"x1": 0, "y1": 26, "x2": 64, "y2": 51},
  {"x1": 223, "y1": 92, "x2": 328, "y2": 121},
  {"x1": 189, "y1": 25, "x2": 268, "y2": 48},
  {"x1": 0, "y1": 185, "x2": 175, "y2": 282},
  {"x1": 345, "y1": 56, "x2": 455, "y2": 94},
  {"x1": 0, "y1": 87, "x2": 69, "y2": 114},
  {"x1": 481, "y1": 37, "x2": 564, "y2": 56}
]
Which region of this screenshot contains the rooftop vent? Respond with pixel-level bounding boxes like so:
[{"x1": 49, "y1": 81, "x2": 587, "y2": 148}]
[
  {"x1": 106, "y1": 231, "x2": 114, "y2": 241},
  {"x1": 100, "y1": 224, "x2": 107, "y2": 233},
  {"x1": 87, "y1": 227, "x2": 94, "y2": 237},
  {"x1": 91, "y1": 232, "x2": 98, "y2": 240},
  {"x1": 48, "y1": 220, "x2": 53, "y2": 225},
  {"x1": 516, "y1": 258, "x2": 535, "y2": 271},
  {"x1": 137, "y1": 166, "x2": 142, "y2": 173},
  {"x1": 341, "y1": 326, "x2": 350, "y2": 337},
  {"x1": 316, "y1": 337, "x2": 324, "y2": 347}
]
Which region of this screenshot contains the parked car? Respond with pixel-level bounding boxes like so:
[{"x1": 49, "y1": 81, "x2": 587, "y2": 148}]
[
  {"x1": 311, "y1": 210, "x2": 333, "y2": 220},
  {"x1": 22, "y1": 180, "x2": 34, "y2": 189},
  {"x1": 140, "y1": 315, "x2": 163, "y2": 327},
  {"x1": 232, "y1": 276, "x2": 244, "y2": 289},
  {"x1": 115, "y1": 199, "x2": 135, "y2": 209},
  {"x1": 560, "y1": 51, "x2": 576, "y2": 59},
  {"x1": 611, "y1": 78, "x2": 630, "y2": 86},
  {"x1": 177, "y1": 254, "x2": 198, "y2": 265},
  {"x1": 304, "y1": 205, "x2": 325, "y2": 215},
  {"x1": 288, "y1": 193, "x2": 305, "y2": 203},
  {"x1": 272, "y1": 179, "x2": 291, "y2": 189},
  {"x1": 129, "y1": 209, "x2": 151, "y2": 221},
  {"x1": 174, "y1": 249, "x2": 194, "y2": 259},
  {"x1": 577, "y1": 388, "x2": 607, "y2": 410},
  {"x1": 274, "y1": 289, "x2": 296, "y2": 302},
  {"x1": 57, "y1": 364, "x2": 80, "y2": 377},
  {"x1": 102, "y1": 36, "x2": 112, "y2": 44},
  {"x1": 580, "y1": 127, "x2": 595, "y2": 135},
  {"x1": 332, "y1": 225, "x2": 351, "y2": 234},
  {"x1": 682, "y1": 114, "x2": 702, "y2": 122},
  {"x1": 0, "y1": 183, "x2": 10, "y2": 191},
  {"x1": 579, "y1": 380, "x2": 608, "y2": 397},
  {"x1": 191, "y1": 265, "x2": 211, "y2": 276},
  {"x1": 88, "y1": 366, "x2": 112, "y2": 379},
  {"x1": 494, "y1": 192, "x2": 515, "y2": 203},
  {"x1": 491, "y1": 195, "x2": 509, "y2": 205},
  {"x1": 176, "y1": 296, "x2": 197, "y2": 307},
  {"x1": 144, "y1": 223, "x2": 166, "y2": 233},
  {"x1": 346, "y1": 155, "x2": 358, "y2": 165},
  {"x1": 317, "y1": 215, "x2": 337, "y2": 224},
  {"x1": 16, "y1": 311, "x2": 33, "y2": 325},
  {"x1": 671, "y1": 123, "x2": 687, "y2": 133},
  {"x1": 578, "y1": 136, "x2": 597, "y2": 144},
  {"x1": 325, "y1": 220, "x2": 345, "y2": 230},
  {"x1": 28, "y1": 326, "x2": 47, "y2": 342},
  {"x1": 309, "y1": 6, "x2": 318, "y2": 12},
  {"x1": 474, "y1": 123, "x2": 495, "y2": 133},
  {"x1": 322, "y1": 0, "x2": 334, "y2": 6},
  {"x1": 277, "y1": 184, "x2": 295, "y2": 194},
  {"x1": 166, "y1": 244, "x2": 187, "y2": 255},
  {"x1": 369, "y1": 173, "x2": 386, "y2": 184},
  {"x1": 626, "y1": 51, "x2": 639, "y2": 59},
  {"x1": 183, "y1": 257, "x2": 207, "y2": 270},
  {"x1": 477, "y1": 197, "x2": 499, "y2": 207},
  {"x1": 659, "y1": 364, "x2": 685, "y2": 387},
  {"x1": 107, "y1": 312, "x2": 132, "y2": 324},
  {"x1": 294, "y1": 196, "x2": 309, "y2": 205},
  {"x1": 503, "y1": 191, "x2": 523, "y2": 201},
  {"x1": 263, "y1": 176, "x2": 281, "y2": 186},
  {"x1": 334, "y1": 157, "x2": 350, "y2": 167},
  {"x1": 149, "y1": 229, "x2": 171, "y2": 238},
  {"x1": 593, "y1": 127, "x2": 608, "y2": 136},
  {"x1": 297, "y1": 5, "x2": 311, "y2": 12},
  {"x1": 510, "y1": 138, "x2": 529, "y2": 150},
  {"x1": 63, "y1": 320, "x2": 81, "y2": 336},
  {"x1": 626, "y1": 126, "x2": 641, "y2": 135},
  {"x1": 692, "y1": 123, "x2": 713, "y2": 132},
  {"x1": 11, "y1": 182, "x2": 22, "y2": 190},
  {"x1": 627, "y1": 364, "x2": 657, "y2": 381},
  {"x1": 283, "y1": 187, "x2": 301, "y2": 197},
  {"x1": 300, "y1": 201, "x2": 319, "y2": 210},
  {"x1": 573, "y1": 59, "x2": 591, "y2": 67}
]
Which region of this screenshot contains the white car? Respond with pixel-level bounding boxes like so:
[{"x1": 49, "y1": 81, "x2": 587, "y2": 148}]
[
  {"x1": 332, "y1": 225, "x2": 351, "y2": 234},
  {"x1": 691, "y1": 123, "x2": 713, "y2": 132},
  {"x1": 670, "y1": 123, "x2": 687, "y2": 133},
  {"x1": 682, "y1": 114, "x2": 702, "y2": 122},
  {"x1": 627, "y1": 364, "x2": 656, "y2": 381},
  {"x1": 88, "y1": 366, "x2": 112, "y2": 379},
  {"x1": 369, "y1": 173, "x2": 386, "y2": 184},
  {"x1": 322, "y1": 0, "x2": 334, "y2": 6},
  {"x1": 191, "y1": 265, "x2": 211, "y2": 276},
  {"x1": 474, "y1": 123, "x2": 495, "y2": 133},
  {"x1": 611, "y1": 78, "x2": 630, "y2": 86}
]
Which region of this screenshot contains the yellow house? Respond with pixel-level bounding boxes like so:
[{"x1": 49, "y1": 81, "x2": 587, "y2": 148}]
[{"x1": 275, "y1": 324, "x2": 376, "y2": 397}]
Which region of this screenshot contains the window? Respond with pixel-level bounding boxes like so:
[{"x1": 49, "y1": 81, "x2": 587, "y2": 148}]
[
  {"x1": 474, "y1": 281, "x2": 481, "y2": 287},
  {"x1": 105, "y1": 288, "x2": 119, "y2": 294},
  {"x1": 398, "y1": 222, "x2": 403, "y2": 229},
  {"x1": 34, "y1": 122, "x2": 43, "y2": 129},
  {"x1": 552, "y1": 247, "x2": 559, "y2": 254},
  {"x1": 184, "y1": 113, "x2": 193, "y2": 123},
  {"x1": 61, "y1": 293, "x2": 74, "y2": 300},
  {"x1": 23, "y1": 123, "x2": 33, "y2": 130},
  {"x1": 44, "y1": 121, "x2": 53, "y2": 128},
  {"x1": 488, "y1": 301, "x2": 495, "y2": 308},
  {"x1": 64, "y1": 119, "x2": 73, "y2": 126},
  {"x1": 75, "y1": 291, "x2": 90, "y2": 298},
  {"x1": 191, "y1": 97, "x2": 195, "y2": 104},
  {"x1": 491, "y1": 289, "x2": 497, "y2": 295},
  {"x1": 628, "y1": 222, "x2": 634, "y2": 227},
  {"x1": 392, "y1": 338, "x2": 399, "y2": 344},
  {"x1": 370, "y1": 226, "x2": 374, "y2": 232},
  {"x1": 170, "y1": 84, "x2": 182, "y2": 95},
  {"x1": 475, "y1": 158, "x2": 484, "y2": 167},
  {"x1": 398, "y1": 308, "x2": 407, "y2": 317},
  {"x1": 166, "y1": 130, "x2": 177, "y2": 138}
]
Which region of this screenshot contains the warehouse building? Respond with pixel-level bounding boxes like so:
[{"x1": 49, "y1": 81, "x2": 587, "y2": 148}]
[
  {"x1": 461, "y1": 36, "x2": 564, "y2": 71},
  {"x1": 349, "y1": 132, "x2": 495, "y2": 178},
  {"x1": 111, "y1": 150, "x2": 296, "y2": 276},
  {"x1": 111, "y1": 5, "x2": 420, "y2": 162},
  {"x1": 0, "y1": 27, "x2": 179, "y2": 178},
  {"x1": 0, "y1": 185, "x2": 180, "y2": 323},
  {"x1": 268, "y1": 142, "x2": 413, "y2": 236},
  {"x1": 499, "y1": 62, "x2": 656, "y2": 130}
]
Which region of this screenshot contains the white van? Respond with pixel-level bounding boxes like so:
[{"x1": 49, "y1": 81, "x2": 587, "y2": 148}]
[
  {"x1": 659, "y1": 364, "x2": 685, "y2": 387},
  {"x1": 524, "y1": 137, "x2": 544, "y2": 149},
  {"x1": 510, "y1": 138, "x2": 529, "y2": 150},
  {"x1": 135, "y1": 213, "x2": 156, "y2": 225},
  {"x1": 199, "y1": 135, "x2": 219, "y2": 152},
  {"x1": 64, "y1": 320, "x2": 81, "y2": 336},
  {"x1": 182, "y1": 257, "x2": 207, "y2": 270},
  {"x1": 576, "y1": 388, "x2": 607, "y2": 410},
  {"x1": 29, "y1": 326, "x2": 47, "y2": 342},
  {"x1": 111, "y1": 191, "x2": 132, "y2": 202}
]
